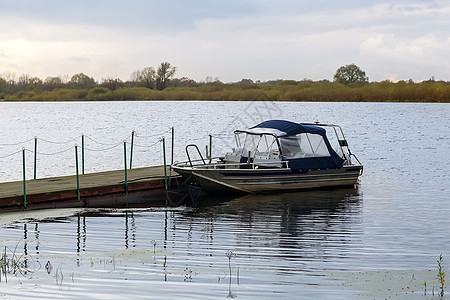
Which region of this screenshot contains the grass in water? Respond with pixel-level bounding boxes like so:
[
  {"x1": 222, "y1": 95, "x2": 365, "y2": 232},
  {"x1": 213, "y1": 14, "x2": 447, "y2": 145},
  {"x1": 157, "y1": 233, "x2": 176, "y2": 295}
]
[
  {"x1": 226, "y1": 250, "x2": 237, "y2": 299},
  {"x1": 437, "y1": 254, "x2": 445, "y2": 297},
  {"x1": 55, "y1": 265, "x2": 64, "y2": 286},
  {"x1": 0, "y1": 244, "x2": 35, "y2": 282}
]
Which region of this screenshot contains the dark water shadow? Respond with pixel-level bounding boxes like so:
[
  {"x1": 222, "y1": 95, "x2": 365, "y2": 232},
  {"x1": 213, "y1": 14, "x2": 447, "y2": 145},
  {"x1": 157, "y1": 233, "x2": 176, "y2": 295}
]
[
  {"x1": 192, "y1": 186, "x2": 362, "y2": 217},
  {"x1": 179, "y1": 187, "x2": 363, "y2": 263}
]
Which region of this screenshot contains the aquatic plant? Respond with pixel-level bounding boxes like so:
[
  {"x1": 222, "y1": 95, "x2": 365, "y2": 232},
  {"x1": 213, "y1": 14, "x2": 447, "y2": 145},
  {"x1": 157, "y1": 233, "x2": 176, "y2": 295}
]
[
  {"x1": 184, "y1": 266, "x2": 193, "y2": 282},
  {"x1": 237, "y1": 267, "x2": 240, "y2": 285},
  {"x1": 151, "y1": 240, "x2": 157, "y2": 255},
  {"x1": 0, "y1": 244, "x2": 34, "y2": 282},
  {"x1": 226, "y1": 250, "x2": 236, "y2": 279},
  {"x1": 55, "y1": 264, "x2": 64, "y2": 286},
  {"x1": 437, "y1": 254, "x2": 445, "y2": 297},
  {"x1": 0, "y1": 247, "x2": 7, "y2": 282},
  {"x1": 226, "y1": 250, "x2": 237, "y2": 298}
]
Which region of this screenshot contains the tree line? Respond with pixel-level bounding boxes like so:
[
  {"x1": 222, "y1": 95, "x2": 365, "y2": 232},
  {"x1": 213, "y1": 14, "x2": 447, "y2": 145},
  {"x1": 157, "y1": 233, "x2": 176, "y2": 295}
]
[
  {"x1": 0, "y1": 62, "x2": 176, "y2": 96},
  {"x1": 1, "y1": 63, "x2": 449, "y2": 102}
]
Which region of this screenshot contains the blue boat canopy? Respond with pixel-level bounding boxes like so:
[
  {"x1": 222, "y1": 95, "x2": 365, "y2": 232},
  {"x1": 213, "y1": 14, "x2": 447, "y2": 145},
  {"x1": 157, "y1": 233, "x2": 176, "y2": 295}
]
[
  {"x1": 238, "y1": 120, "x2": 325, "y2": 137},
  {"x1": 235, "y1": 120, "x2": 345, "y2": 171}
]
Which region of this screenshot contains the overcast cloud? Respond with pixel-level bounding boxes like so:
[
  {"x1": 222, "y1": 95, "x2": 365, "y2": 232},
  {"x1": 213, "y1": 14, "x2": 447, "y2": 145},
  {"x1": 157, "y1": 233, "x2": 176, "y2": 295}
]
[{"x1": 0, "y1": 0, "x2": 449, "y2": 82}]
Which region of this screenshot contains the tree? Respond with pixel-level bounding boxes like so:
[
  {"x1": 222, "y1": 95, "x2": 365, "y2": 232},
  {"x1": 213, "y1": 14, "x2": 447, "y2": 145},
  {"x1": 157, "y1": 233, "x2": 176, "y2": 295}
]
[
  {"x1": 0, "y1": 77, "x2": 7, "y2": 96},
  {"x1": 68, "y1": 73, "x2": 96, "y2": 89},
  {"x1": 137, "y1": 67, "x2": 157, "y2": 89},
  {"x1": 101, "y1": 77, "x2": 123, "y2": 90},
  {"x1": 1, "y1": 71, "x2": 16, "y2": 85},
  {"x1": 333, "y1": 64, "x2": 368, "y2": 85},
  {"x1": 16, "y1": 74, "x2": 42, "y2": 91},
  {"x1": 43, "y1": 76, "x2": 63, "y2": 91},
  {"x1": 129, "y1": 70, "x2": 140, "y2": 87},
  {"x1": 236, "y1": 78, "x2": 254, "y2": 85},
  {"x1": 178, "y1": 77, "x2": 198, "y2": 87},
  {"x1": 156, "y1": 62, "x2": 176, "y2": 90}
]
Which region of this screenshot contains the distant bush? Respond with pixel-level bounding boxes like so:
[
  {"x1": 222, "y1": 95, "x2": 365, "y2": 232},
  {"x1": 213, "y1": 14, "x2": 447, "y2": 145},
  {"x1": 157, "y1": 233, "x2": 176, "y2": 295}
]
[
  {"x1": 87, "y1": 87, "x2": 110, "y2": 100},
  {"x1": 2, "y1": 79, "x2": 449, "y2": 102},
  {"x1": 7, "y1": 90, "x2": 36, "y2": 100}
]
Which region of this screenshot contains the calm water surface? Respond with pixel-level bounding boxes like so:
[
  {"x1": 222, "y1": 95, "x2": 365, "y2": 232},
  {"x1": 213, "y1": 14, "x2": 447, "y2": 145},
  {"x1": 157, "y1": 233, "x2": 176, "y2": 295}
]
[{"x1": 0, "y1": 101, "x2": 449, "y2": 299}]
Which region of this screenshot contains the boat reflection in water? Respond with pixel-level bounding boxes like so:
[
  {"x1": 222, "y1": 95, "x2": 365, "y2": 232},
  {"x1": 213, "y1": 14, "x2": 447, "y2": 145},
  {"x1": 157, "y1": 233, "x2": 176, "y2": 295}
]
[
  {"x1": 167, "y1": 186, "x2": 361, "y2": 297},
  {"x1": 180, "y1": 186, "x2": 363, "y2": 264}
]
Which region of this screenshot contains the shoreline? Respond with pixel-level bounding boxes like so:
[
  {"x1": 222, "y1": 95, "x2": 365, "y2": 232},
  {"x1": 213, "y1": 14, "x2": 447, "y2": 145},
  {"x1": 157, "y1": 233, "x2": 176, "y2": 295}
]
[{"x1": 1, "y1": 99, "x2": 449, "y2": 103}]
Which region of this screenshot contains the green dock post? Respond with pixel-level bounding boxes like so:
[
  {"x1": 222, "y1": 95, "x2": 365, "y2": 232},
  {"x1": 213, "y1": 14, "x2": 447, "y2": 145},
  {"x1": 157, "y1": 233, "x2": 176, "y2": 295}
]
[
  {"x1": 81, "y1": 134, "x2": 85, "y2": 175},
  {"x1": 75, "y1": 145, "x2": 80, "y2": 201},
  {"x1": 124, "y1": 141, "x2": 128, "y2": 195},
  {"x1": 162, "y1": 137, "x2": 168, "y2": 208},
  {"x1": 130, "y1": 130, "x2": 134, "y2": 169},
  {"x1": 34, "y1": 137, "x2": 37, "y2": 180},
  {"x1": 22, "y1": 148, "x2": 27, "y2": 208},
  {"x1": 162, "y1": 137, "x2": 168, "y2": 189},
  {"x1": 209, "y1": 134, "x2": 212, "y2": 158},
  {"x1": 171, "y1": 127, "x2": 174, "y2": 166}
]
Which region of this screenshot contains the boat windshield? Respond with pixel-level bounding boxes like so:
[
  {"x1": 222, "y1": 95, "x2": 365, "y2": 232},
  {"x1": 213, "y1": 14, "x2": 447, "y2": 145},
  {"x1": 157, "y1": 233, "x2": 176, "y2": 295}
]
[
  {"x1": 234, "y1": 132, "x2": 246, "y2": 148},
  {"x1": 243, "y1": 134, "x2": 260, "y2": 156},
  {"x1": 279, "y1": 133, "x2": 330, "y2": 158},
  {"x1": 234, "y1": 133, "x2": 279, "y2": 158}
]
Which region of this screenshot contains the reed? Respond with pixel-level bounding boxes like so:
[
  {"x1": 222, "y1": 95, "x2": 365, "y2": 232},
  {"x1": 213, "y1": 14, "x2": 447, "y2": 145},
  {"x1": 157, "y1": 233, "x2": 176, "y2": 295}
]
[
  {"x1": 151, "y1": 240, "x2": 157, "y2": 259},
  {"x1": 0, "y1": 244, "x2": 32, "y2": 282},
  {"x1": 226, "y1": 250, "x2": 237, "y2": 298},
  {"x1": 226, "y1": 250, "x2": 236, "y2": 280},
  {"x1": 437, "y1": 254, "x2": 445, "y2": 297},
  {"x1": 55, "y1": 265, "x2": 64, "y2": 286},
  {"x1": 184, "y1": 266, "x2": 193, "y2": 282}
]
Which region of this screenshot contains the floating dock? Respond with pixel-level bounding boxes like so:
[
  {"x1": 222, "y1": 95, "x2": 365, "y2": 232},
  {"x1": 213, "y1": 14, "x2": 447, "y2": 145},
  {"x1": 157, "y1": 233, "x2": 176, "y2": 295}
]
[{"x1": 0, "y1": 166, "x2": 182, "y2": 212}]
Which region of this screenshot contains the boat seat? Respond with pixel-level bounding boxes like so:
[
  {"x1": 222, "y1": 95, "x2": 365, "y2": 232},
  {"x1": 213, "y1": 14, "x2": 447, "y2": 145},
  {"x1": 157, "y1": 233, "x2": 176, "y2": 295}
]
[{"x1": 269, "y1": 149, "x2": 279, "y2": 159}]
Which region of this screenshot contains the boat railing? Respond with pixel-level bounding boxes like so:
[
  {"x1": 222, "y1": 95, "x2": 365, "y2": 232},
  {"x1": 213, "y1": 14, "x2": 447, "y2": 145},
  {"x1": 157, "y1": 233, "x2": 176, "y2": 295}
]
[
  {"x1": 174, "y1": 157, "x2": 289, "y2": 170},
  {"x1": 185, "y1": 144, "x2": 206, "y2": 167},
  {"x1": 349, "y1": 153, "x2": 363, "y2": 174}
]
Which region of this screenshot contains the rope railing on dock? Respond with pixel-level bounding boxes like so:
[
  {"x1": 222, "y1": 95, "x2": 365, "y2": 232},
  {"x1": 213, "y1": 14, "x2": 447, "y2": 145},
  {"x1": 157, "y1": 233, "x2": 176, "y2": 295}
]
[
  {"x1": 0, "y1": 137, "x2": 36, "y2": 147},
  {"x1": 84, "y1": 134, "x2": 132, "y2": 146},
  {"x1": 37, "y1": 136, "x2": 80, "y2": 145},
  {"x1": 0, "y1": 128, "x2": 175, "y2": 189},
  {"x1": 134, "y1": 127, "x2": 172, "y2": 138},
  {"x1": 0, "y1": 149, "x2": 23, "y2": 159},
  {"x1": 187, "y1": 135, "x2": 205, "y2": 143},
  {"x1": 133, "y1": 139, "x2": 161, "y2": 149},
  {"x1": 0, "y1": 129, "x2": 175, "y2": 209},
  {"x1": 25, "y1": 146, "x2": 75, "y2": 156},
  {"x1": 84, "y1": 141, "x2": 123, "y2": 152}
]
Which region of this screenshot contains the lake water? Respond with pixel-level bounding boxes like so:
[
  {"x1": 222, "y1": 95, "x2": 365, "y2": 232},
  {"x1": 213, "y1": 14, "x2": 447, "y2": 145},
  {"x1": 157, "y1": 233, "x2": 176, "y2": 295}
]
[{"x1": 0, "y1": 101, "x2": 449, "y2": 299}]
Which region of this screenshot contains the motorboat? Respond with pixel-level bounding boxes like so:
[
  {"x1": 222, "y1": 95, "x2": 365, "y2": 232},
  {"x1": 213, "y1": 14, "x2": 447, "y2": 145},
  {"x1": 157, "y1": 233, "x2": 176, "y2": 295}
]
[{"x1": 172, "y1": 120, "x2": 363, "y2": 193}]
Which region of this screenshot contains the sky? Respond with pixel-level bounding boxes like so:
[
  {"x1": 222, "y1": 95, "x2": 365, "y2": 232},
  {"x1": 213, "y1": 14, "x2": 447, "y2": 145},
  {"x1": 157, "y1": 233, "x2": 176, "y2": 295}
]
[{"x1": 0, "y1": 0, "x2": 449, "y2": 83}]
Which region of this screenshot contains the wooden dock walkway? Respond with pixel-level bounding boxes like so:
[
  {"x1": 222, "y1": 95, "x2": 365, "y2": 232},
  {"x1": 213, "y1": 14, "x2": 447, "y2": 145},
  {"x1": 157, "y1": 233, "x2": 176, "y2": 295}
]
[{"x1": 0, "y1": 166, "x2": 182, "y2": 211}]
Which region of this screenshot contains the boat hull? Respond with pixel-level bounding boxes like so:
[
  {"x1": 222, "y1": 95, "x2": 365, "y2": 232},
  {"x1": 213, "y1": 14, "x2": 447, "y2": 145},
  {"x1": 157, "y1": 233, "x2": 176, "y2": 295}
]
[{"x1": 173, "y1": 165, "x2": 362, "y2": 193}]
